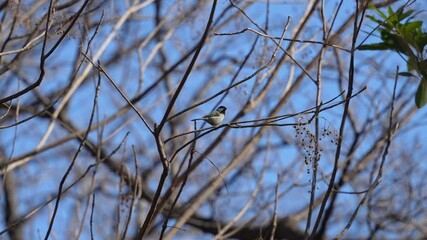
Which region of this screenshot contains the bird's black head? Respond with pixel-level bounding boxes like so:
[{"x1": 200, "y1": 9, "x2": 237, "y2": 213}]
[{"x1": 217, "y1": 106, "x2": 227, "y2": 114}]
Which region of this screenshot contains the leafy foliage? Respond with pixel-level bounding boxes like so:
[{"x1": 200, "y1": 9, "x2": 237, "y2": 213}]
[{"x1": 360, "y1": 4, "x2": 427, "y2": 107}]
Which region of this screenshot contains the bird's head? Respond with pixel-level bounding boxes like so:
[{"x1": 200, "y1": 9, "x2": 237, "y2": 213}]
[{"x1": 217, "y1": 106, "x2": 227, "y2": 114}]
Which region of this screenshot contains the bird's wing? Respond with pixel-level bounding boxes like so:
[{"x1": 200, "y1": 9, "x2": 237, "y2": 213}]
[{"x1": 203, "y1": 111, "x2": 221, "y2": 118}]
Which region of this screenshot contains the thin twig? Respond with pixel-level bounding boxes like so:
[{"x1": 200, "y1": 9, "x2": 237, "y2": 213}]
[
  {"x1": 159, "y1": 121, "x2": 198, "y2": 239},
  {"x1": 156, "y1": 0, "x2": 218, "y2": 132},
  {"x1": 227, "y1": 0, "x2": 316, "y2": 83},
  {"x1": 270, "y1": 175, "x2": 280, "y2": 240},
  {"x1": 164, "y1": 87, "x2": 365, "y2": 143},
  {"x1": 305, "y1": 0, "x2": 330, "y2": 237},
  {"x1": 137, "y1": 1, "x2": 218, "y2": 237},
  {"x1": 120, "y1": 145, "x2": 139, "y2": 239},
  {"x1": 310, "y1": 1, "x2": 363, "y2": 238},
  {"x1": 44, "y1": 71, "x2": 101, "y2": 239},
  {"x1": 0, "y1": 133, "x2": 129, "y2": 236},
  {"x1": 0, "y1": 0, "x2": 90, "y2": 104},
  {"x1": 82, "y1": 55, "x2": 154, "y2": 134},
  {"x1": 335, "y1": 66, "x2": 399, "y2": 239},
  {"x1": 166, "y1": 10, "x2": 291, "y2": 122},
  {"x1": 214, "y1": 28, "x2": 350, "y2": 52}
]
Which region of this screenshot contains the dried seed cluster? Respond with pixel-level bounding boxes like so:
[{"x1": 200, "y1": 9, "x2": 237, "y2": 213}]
[{"x1": 294, "y1": 119, "x2": 339, "y2": 175}]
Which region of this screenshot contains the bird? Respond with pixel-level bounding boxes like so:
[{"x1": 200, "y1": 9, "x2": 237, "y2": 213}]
[{"x1": 191, "y1": 106, "x2": 227, "y2": 126}]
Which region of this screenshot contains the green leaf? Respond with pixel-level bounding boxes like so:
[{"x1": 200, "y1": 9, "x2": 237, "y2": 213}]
[
  {"x1": 398, "y1": 72, "x2": 415, "y2": 77},
  {"x1": 414, "y1": 33, "x2": 427, "y2": 52},
  {"x1": 387, "y1": 6, "x2": 398, "y2": 25},
  {"x1": 380, "y1": 30, "x2": 407, "y2": 53},
  {"x1": 407, "y1": 56, "x2": 419, "y2": 72},
  {"x1": 399, "y1": 9, "x2": 414, "y2": 21},
  {"x1": 419, "y1": 60, "x2": 427, "y2": 78},
  {"x1": 358, "y1": 42, "x2": 395, "y2": 51},
  {"x1": 366, "y1": 15, "x2": 385, "y2": 26},
  {"x1": 369, "y1": 3, "x2": 387, "y2": 19},
  {"x1": 403, "y1": 21, "x2": 422, "y2": 32},
  {"x1": 399, "y1": 21, "x2": 422, "y2": 43},
  {"x1": 387, "y1": 6, "x2": 394, "y2": 15},
  {"x1": 419, "y1": 59, "x2": 427, "y2": 70},
  {"x1": 415, "y1": 78, "x2": 427, "y2": 108},
  {"x1": 392, "y1": 33, "x2": 417, "y2": 60},
  {"x1": 366, "y1": 15, "x2": 377, "y2": 22}
]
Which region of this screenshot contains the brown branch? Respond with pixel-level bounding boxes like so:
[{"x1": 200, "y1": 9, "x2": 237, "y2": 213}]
[
  {"x1": 270, "y1": 175, "x2": 280, "y2": 240},
  {"x1": 310, "y1": 1, "x2": 365, "y2": 238},
  {"x1": 120, "y1": 145, "x2": 139, "y2": 239},
  {"x1": 0, "y1": 0, "x2": 90, "y2": 104},
  {"x1": 164, "y1": 87, "x2": 365, "y2": 144},
  {"x1": 82, "y1": 55, "x2": 154, "y2": 134},
  {"x1": 335, "y1": 66, "x2": 399, "y2": 239},
  {"x1": 0, "y1": 133, "x2": 129, "y2": 236},
  {"x1": 159, "y1": 121, "x2": 198, "y2": 239},
  {"x1": 43, "y1": 61, "x2": 100, "y2": 240},
  {"x1": 156, "y1": 0, "x2": 218, "y2": 132},
  {"x1": 214, "y1": 28, "x2": 350, "y2": 52}
]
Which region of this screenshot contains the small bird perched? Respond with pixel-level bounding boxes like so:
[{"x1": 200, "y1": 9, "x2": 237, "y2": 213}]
[{"x1": 191, "y1": 106, "x2": 227, "y2": 126}]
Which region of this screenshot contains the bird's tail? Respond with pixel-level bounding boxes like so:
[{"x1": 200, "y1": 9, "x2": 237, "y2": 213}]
[{"x1": 191, "y1": 118, "x2": 204, "y2": 121}]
